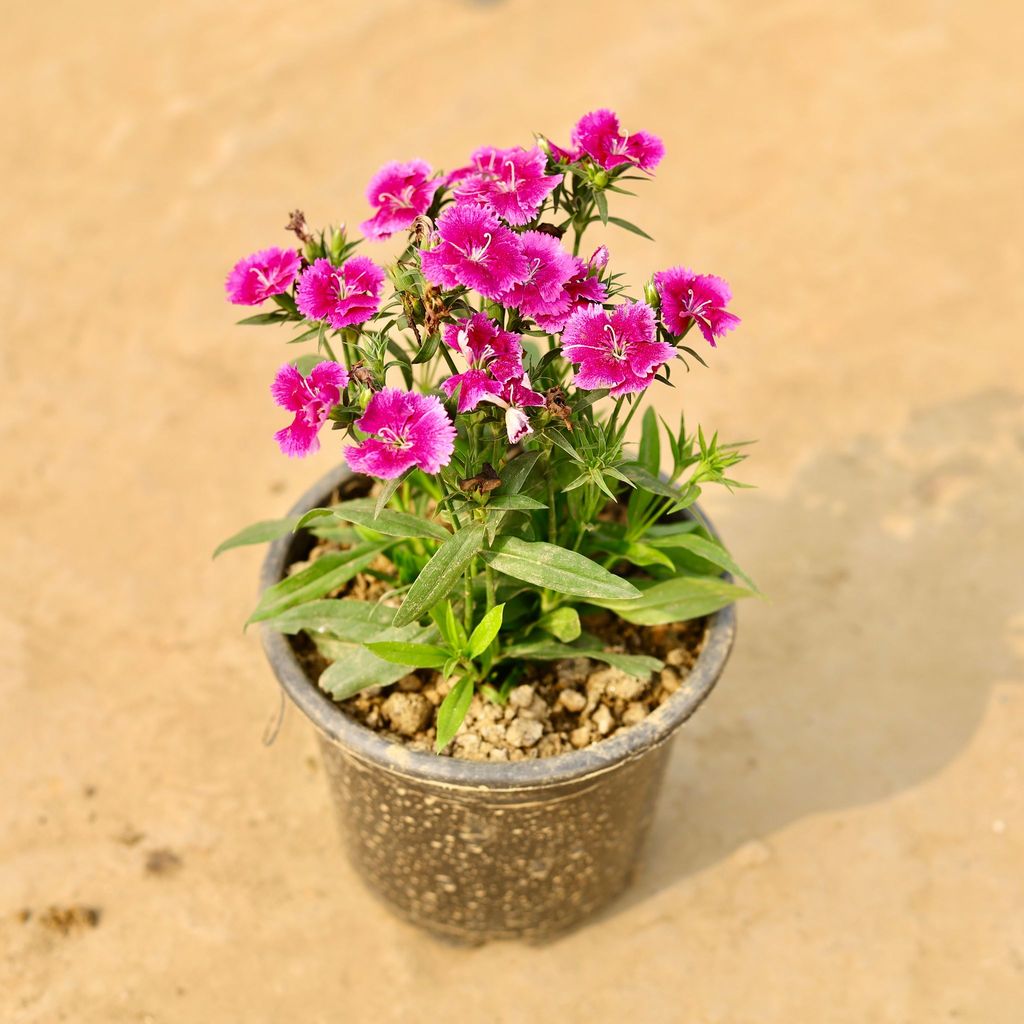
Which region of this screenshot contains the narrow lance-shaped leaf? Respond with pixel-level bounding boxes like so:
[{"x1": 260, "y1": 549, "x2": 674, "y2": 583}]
[
  {"x1": 261, "y1": 598, "x2": 398, "y2": 637},
  {"x1": 535, "y1": 607, "x2": 581, "y2": 642},
  {"x1": 647, "y1": 533, "x2": 758, "y2": 590},
  {"x1": 588, "y1": 575, "x2": 752, "y2": 626},
  {"x1": 435, "y1": 675, "x2": 474, "y2": 752},
  {"x1": 393, "y1": 523, "x2": 486, "y2": 627},
  {"x1": 364, "y1": 642, "x2": 450, "y2": 669},
  {"x1": 467, "y1": 604, "x2": 504, "y2": 659},
  {"x1": 213, "y1": 516, "x2": 302, "y2": 558},
  {"x1": 483, "y1": 537, "x2": 641, "y2": 601},
  {"x1": 296, "y1": 498, "x2": 449, "y2": 541},
  {"x1": 317, "y1": 621, "x2": 439, "y2": 700},
  {"x1": 501, "y1": 640, "x2": 663, "y2": 680},
  {"x1": 247, "y1": 544, "x2": 387, "y2": 624}
]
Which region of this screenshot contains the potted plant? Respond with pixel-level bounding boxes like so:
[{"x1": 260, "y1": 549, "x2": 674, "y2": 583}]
[{"x1": 217, "y1": 110, "x2": 752, "y2": 943}]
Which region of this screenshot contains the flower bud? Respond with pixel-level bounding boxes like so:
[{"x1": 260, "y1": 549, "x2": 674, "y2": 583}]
[
  {"x1": 329, "y1": 226, "x2": 347, "y2": 261},
  {"x1": 535, "y1": 133, "x2": 552, "y2": 158},
  {"x1": 643, "y1": 277, "x2": 660, "y2": 308},
  {"x1": 593, "y1": 169, "x2": 609, "y2": 188},
  {"x1": 304, "y1": 238, "x2": 322, "y2": 263}
]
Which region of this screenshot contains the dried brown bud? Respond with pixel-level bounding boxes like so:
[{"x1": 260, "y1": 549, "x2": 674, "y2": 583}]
[
  {"x1": 285, "y1": 209, "x2": 312, "y2": 244},
  {"x1": 350, "y1": 362, "x2": 377, "y2": 389},
  {"x1": 545, "y1": 387, "x2": 574, "y2": 431},
  {"x1": 459, "y1": 462, "x2": 501, "y2": 494},
  {"x1": 533, "y1": 222, "x2": 566, "y2": 239},
  {"x1": 409, "y1": 215, "x2": 434, "y2": 248}
]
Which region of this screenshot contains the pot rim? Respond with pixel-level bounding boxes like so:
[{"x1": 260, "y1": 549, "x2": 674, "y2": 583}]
[{"x1": 260, "y1": 463, "x2": 736, "y2": 791}]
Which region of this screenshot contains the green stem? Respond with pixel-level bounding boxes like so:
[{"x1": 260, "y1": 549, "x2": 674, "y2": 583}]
[
  {"x1": 613, "y1": 396, "x2": 642, "y2": 446},
  {"x1": 485, "y1": 564, "x2": 496, "y2": 613},
  {"x1": 464, "y1": 559, "x2": 475, "y2": 631},
  {"x1": 547, "y1": 469, "x2": 558, "y2": 544}
]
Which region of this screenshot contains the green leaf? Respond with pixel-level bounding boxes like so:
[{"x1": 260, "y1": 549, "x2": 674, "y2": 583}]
[
  {"x1": 467, "y1": 604, "x2": 504, "y2": 659},
  {"x1": 262, "y1": 598, "x2": 397, "y2": 637},
  {"x1": 393, "y1": 523, "x2": 487, "y2": 627},
  {"x1": 299, "y1": 498, "x2": 449, "y2": 541},
  {"x1": 435, "y1": 675, "x2": 474, "y2": 752},
  {"x1": 236, "y1": 311, "x2": 289, "y2": 326},
  {"x1": 536, "y1": 607, "x2": 581, "y2": 642},
  {"x1": 646, "y1": 518, "x2": 699, "y2": 538},
  {"x1": 375, "y1": 471, "x2": 411, "y2": 516},
  {"x1": 365, "y1": 641, "x2": 450, "y2": 668},
  {"x1": 247, "y1": 544, "x2": 387, "y2": 624},
  {"x1": 431, "y1": 600, "x2": 466, "y2": 651},
  {"x1": 502, "y1": 640, "x2": 662, "y2": 679},
  {"x1": 412, "y1": 330, "x2": 441, "y2": 364},
  {"x1": 287, "y1": 323, "x2": 323, "y2": 345},
  {"x1": 588, "y1": 576, "x2": 752, "y2": 625},
  {"x1": 316, "y1": 621, "x2": 438, "y2": 699},
  {"x1": 487, "y1": 451, "x2": 541, "y2": 542},
  {"x1": 596, "y1": 539, "x2": 676, "y2": 571},
  {"x1": 483, "y1": 537, "x2": 641, "y2": 601},
  {"x1": 638, "y1": 407, "x2": 661, "y2": 476},
  {"x1": 213, "y1": 516, "x2": 301, "y2": 558},
  {"x1": 607, "y1": 216, "x2": 654, "y2": 241},
  {"x1": 648, "y1": 533, "x2": 758, "y2": 590},
  {"x1": 485, "y1": 494, "x2": 547, "y2": 511},
  {"x1": 594, "y1": 189, "x2": 609, "y2": 225},
  {"x1": 620, "y1": 463, "x2": 700, "y2": 509}
]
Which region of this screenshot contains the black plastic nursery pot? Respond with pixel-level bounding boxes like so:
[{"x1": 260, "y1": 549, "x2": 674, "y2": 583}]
[{"x1": 260, "y1": 464, "x2": 736, "y2": 943}]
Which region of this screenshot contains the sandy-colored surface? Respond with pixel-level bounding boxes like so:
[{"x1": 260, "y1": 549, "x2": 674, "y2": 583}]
[{"x1": 2, "y1": 0, "x2": 1023, "y2": 1020}]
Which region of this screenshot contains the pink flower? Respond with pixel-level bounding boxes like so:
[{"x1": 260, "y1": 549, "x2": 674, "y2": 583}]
[
  {"x1": 440, "y1": 313, "x2": 524, "y2": 412},
  {"x1": 542, "y1": 137, "x2": 579, "y2": 164},
  {"x1": 360, "y1": 160, "x2": 440, "y2": 240},
  {"x1": 561, "y1": 302, "x2": 676, "y2": 396},
  {"x1": 479, "y1": 374, "x2": 545, "y2": 444},
  {"x1": 589, "y1": 245, "x2": 610, "y2": 270},
  {"x1": 654, "y1": 267, "x2": 740, "y2": 347},
  {"x1": 420, "y1": 203, "x2": 528, "y2": 300},
  {"x1": 296, "y1": 256, "x2": 385, "y2": 330},
  {"x1": 532, "y1": 252, "x2": 608, "y2": 333},
  {"x1": 454, "y1": 146, "x2": 561, "y2": 227},
  {"x1": 571, "y1": 109, "x2": 665, "y2": 173},
  {"x1": 499, "y1": 230, "x2": 578, "y2": 324},
  {"x1": 271, "y1": 361, "x2": 348, "y2": 458},
  {"x1": 345, "y1": 389, "x2": 457, "y2": 479},
  {"x1": 225, "y1": 247, "x2": 301, "y2": 305}
]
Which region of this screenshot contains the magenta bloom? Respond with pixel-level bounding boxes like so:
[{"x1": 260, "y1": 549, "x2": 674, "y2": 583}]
[
  {"x1": 345, "y1": 389, "x2": 456, "y2": 479},
  {"x1": 479, "y1": 373, "x2": 545, "y2": 444},
  {"x1": 571, "y1": 109, "x2": 665, "y2": 173},
  {"x1": 440, "y1": 313, "x2": 524, "y2": 412},
  {"x1": 296, "y1": 256, "x2": 385, "y2": 330},
  {"x1": 533, "y1": 253, "x2": 608, "y2": 333},
  {"x1": 654, "y1": 267, "x2": 741, "y2": 347},
  {"x1": 561, "y1": 302, "x2": 676, "y2": 397},
  {"x1": 420, "y1": 203, "x2": 528, "y2": 300},
  {"x1": 225, "y1": 247, "x2": 301, "y2": 305},
  {"x1": 499, "y1": 230, "x2": 578, "y2": 324},
  {"x1": 271, "y1": 361, "x2": 348, "y2": 458},
  {"x1": 360, "y1": 159, "x2": 440, "y2": 240},
  {"x1": 543, "y1": 137, "x2": 579, "y2": 164},
  {"x1": 454, "y1": 146, "x2": 561, "y2": 227}
]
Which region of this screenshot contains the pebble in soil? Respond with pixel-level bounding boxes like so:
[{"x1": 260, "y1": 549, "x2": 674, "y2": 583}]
[{"x1": 339, "y1": 613, "x2": 706, "y2": 762}]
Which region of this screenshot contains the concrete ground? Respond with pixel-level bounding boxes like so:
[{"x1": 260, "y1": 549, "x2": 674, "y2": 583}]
[{"x1": 2, "y1": 0, "x2": 1022, "y2": 1020}]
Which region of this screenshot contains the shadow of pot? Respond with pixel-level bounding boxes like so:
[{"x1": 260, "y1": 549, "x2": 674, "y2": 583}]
[{"x1": 260, "y1": 464, "x2": 736, "y2": 943}]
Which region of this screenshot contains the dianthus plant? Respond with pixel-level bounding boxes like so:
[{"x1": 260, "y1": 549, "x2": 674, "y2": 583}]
[{"x1": 219, "y1": 110, "x2": 754, "y2": 752}]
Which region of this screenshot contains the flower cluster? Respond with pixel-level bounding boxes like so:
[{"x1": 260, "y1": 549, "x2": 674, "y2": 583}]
[{"x1": 225, "y1": 109, "x2": 741, "y2": 473}]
